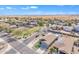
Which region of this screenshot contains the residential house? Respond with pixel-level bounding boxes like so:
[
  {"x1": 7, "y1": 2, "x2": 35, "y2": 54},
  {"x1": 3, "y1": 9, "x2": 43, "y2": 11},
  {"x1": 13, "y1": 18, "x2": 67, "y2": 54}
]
[
  {"x1": 52, "y1": 35, "x2": 75, "y2": 54},
  {"x1": 10, "y1": 25, "x2": 17, "y2": 29},
  {"x1": 63, "y1": 26, "x2": 73, "y2": 32},
  {"x1": 40, "y1": 33, "x2": 57, "y2": 49},
  {"x1": 74, "y1": 24, "x2": 79, "y2": 32}
]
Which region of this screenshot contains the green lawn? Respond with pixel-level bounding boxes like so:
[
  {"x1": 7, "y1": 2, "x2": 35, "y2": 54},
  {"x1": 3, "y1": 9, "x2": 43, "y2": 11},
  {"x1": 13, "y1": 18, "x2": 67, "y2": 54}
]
[{"x1": 34, "y1": 41, "x2": 41, "y2": 49}]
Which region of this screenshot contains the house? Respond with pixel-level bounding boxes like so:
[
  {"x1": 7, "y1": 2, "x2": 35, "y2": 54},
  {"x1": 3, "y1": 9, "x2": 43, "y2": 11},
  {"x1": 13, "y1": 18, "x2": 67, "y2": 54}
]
[
  {"x1": 51, "y1": 25, "x2": 63, "y2": 30},
  {"x1": 74, "y1": 24, "x2": 79, "y2": 32},
  {"x1": 52, "y1": 35, "x2": 75, "y2": 54},
  {"x1": 63, "y1": 26, "x2": 73, "y2": 32},
  {"x1": 25, "y1": 20, "x2": 38, "y2": 28},
  {"x1": 10, "y1": 25, "x2": 17, "y2": 28},
  {"x1": 40, "y1": 33, "x2": 57, "y2": 49},
  {"x1": 30, "y1": 20, "x2": 37, "y2": 25}
]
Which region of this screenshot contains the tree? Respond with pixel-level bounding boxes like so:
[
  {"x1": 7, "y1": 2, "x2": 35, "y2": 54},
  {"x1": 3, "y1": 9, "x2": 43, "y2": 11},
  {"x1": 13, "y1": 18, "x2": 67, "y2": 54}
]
[
  {"x1": 49, "y1": 47, "x2": 58, "y2": 54},
  {"x1": 7, "y1": 19, "x2": 17, "y2": 25},
  {"x1": 37, "y1": 20, "x2": 44, "y2": 26}
]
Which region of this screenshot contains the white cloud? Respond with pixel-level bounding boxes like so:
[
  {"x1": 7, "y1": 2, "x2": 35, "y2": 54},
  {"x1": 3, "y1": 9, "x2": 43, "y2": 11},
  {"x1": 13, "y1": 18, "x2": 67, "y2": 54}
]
[
  {"x1": 5, "y1": 6, "x2": 16, "y2": 10},
  {"x1": 21, "y1": 7, "x2": 29, "y2": 10},
  {"x1": 6, "y1": 7, "x2": 12, "y2": 9},
  {"x1": 30, "y1": 6, "x2": 38, "y2": 9},
  {"x1": 21, "y1": 6, "x2": 38, "y2": 10}
]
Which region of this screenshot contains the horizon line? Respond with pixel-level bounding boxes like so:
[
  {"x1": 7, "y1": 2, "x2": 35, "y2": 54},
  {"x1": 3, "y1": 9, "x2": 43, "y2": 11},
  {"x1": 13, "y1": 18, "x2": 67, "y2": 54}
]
[{"x1": 0, "y1": 14, "x2": 79, "y2": 16}]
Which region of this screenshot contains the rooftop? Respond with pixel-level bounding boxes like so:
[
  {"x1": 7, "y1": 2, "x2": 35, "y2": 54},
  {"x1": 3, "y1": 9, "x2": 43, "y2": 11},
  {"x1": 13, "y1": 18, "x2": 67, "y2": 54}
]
[
  {"x1": 52, "y1": 35, "x2": 77, "y2": 54},
  {"x1": 42, "y1": 33, "x2": 57, "y2": 47}
]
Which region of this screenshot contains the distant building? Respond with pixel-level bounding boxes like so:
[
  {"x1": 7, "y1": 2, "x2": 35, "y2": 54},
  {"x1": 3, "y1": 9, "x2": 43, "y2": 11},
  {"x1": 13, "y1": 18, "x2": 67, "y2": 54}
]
[
  {"x1": 10, "y1": 25, "x2": 17, "y2": 28},
  {"x1": 63, "y1": 26, "x2": 73, "y2": 32},
  {"x1": 74, "y1": 24, "x2": 79, "y2": 32},
  {"x1": 51, "y1": 25, "x2": 63, "y2": 30},
  {"x1": 30, "y1": 21, "x2": 37, "y2": 25}
]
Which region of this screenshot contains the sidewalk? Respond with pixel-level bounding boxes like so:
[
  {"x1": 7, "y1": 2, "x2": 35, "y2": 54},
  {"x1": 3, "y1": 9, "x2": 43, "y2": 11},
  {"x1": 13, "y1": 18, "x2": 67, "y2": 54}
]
[
  {"x1": 36, "y1": 48, "x2": 45, "y2": 54},
  {"x1": 27, "y1": 36, "x2": 42, "y2": 49}
]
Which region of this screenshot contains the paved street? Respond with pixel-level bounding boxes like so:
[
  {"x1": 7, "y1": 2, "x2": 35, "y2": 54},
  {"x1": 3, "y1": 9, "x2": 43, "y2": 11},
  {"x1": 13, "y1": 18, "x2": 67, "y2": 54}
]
[
  {"x1": 23, "y1": 32, "x2": 39, "y2": 44},
  {"x1": 0, "y1": 32, "x2": 37, "y2": 54},
  {"x1": 5, "y1": 49, "x2": 17, "y2": 54}
]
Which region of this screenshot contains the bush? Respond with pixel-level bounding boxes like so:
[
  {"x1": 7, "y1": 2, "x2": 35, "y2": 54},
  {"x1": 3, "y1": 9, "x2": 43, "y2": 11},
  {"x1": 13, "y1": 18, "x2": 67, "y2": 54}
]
[
  {"x1": 37, "y1": 20, "x2": 44, "y2": 26},
  {"x1": 49, "y1": 47, "x2": 58, "y2": 53},
  {"x1": 34, "y1": 41, "x2": 41, "y2": 49},
  {"x1": 11, "y1": 27, "x2": 40, "y2": 39}
]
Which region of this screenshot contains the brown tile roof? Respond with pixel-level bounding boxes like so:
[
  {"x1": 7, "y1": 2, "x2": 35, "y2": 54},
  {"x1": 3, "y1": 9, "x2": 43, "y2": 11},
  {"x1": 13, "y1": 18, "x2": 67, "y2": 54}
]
[
  {"x1": 43, "y1": 33, "x2": 57, "y2": 46},
  {"x1": 53, "y1": 35, "x2": 76, "y2": 53}
]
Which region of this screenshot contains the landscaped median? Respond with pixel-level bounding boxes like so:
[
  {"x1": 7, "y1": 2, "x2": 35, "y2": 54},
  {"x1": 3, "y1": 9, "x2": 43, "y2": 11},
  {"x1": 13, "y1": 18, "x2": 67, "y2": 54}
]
[{"x1": 11, "y1": 26, "x2": 41, "y2": 39}]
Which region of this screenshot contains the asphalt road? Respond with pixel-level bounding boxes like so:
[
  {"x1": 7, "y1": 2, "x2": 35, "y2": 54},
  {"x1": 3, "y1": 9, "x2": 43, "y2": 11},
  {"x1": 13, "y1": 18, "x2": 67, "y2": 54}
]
[
  {"x1": 5, "y1": 48, "x2": 17, "y2": 54},
  {"x1": 0, "y1": 32, "x2": 37, "y2": 54},
  {"x1": 23, "y1": 32, "x2": 39, "y2": 45}
]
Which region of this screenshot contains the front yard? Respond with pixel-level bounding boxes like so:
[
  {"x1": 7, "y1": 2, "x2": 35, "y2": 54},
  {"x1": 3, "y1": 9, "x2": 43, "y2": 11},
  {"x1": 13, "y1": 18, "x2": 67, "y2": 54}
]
[{"x1": 34, "y1": 41, "x2": 41, "y2": 49}]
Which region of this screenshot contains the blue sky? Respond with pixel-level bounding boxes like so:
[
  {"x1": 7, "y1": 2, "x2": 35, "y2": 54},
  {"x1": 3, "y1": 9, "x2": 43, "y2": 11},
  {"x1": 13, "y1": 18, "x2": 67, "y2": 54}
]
[{"x1": 0, "y1": 5, "x2": 79, "y2": 15}]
